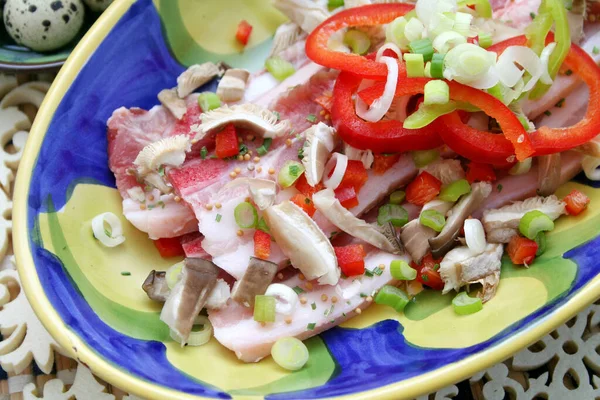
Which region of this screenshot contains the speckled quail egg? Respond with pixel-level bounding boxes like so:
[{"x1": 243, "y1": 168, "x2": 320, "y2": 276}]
[
  {"x1": 4, "y1": 0, "x2": 85, "y2": 52},
  {"x1": 83, "y1": 0, "x2": 112, "y2": 12}
]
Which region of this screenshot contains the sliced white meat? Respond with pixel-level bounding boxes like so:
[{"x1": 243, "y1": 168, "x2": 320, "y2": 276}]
[{"x1": 209, "y1": 248, "x2": 406, "y2": 363}]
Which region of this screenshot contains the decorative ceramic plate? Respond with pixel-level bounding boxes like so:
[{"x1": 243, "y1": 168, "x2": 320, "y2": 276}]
[{"x1": 12, "y1": 0, "x2": 600, "y2": 399}]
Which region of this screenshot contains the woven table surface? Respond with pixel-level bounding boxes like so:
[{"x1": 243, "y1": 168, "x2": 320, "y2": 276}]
[{"x1": 0, "y1": 72, "x2": 598, "y2": 400}]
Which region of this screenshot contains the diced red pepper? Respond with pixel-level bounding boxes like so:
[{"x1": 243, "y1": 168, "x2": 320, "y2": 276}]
[
  {"x1": 411, "y1": 253, "x2": 444, "y2": 290},
  {"x1": 290, "y1": 193, "x2": 316, "y2": 217},
  {"x1": 337, "y1": 160, "x2": 368, "y2": 192},
  {"x1": 466, "y1": 162, "x2": 497, "y2": 183},
  {"x1": 507, "y1": 236, "x2": 538, "y2": 265},
  {"x1": 372, "y1": 153, "x2": 401, "y2": 175},
  {"x1": 405, "y1": 171, "x2": 442, "y2": 206},
  {"x1": 334, "y1": 185, "x2": 359, "y2": 209},
  {"x1": 563, "y1": 189, "x2": 590, "y2": 215},
  {"x1": 236, "y1": 20, "x2": 253, "y2": 46},
  {"x1": 153, "y1": 237, "x2": 185, "y2": 258},
  {"x1": 334, "y1": 244, "x2": 366, "y2": 276},
  {"x1": 215, "y1": 124, "x2": 239, "y2": 159},
  {"x1": 294, "y1": 174, "x2": 324, "y2": 198},
  {"x1": 254, "y1": 230, "x2": 271, "y2": 260}
]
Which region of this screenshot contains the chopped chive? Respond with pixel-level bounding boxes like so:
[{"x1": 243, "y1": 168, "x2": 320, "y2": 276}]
[
  {"x1": 555, "y1": 98, "x2": 565, "y2": 108},
  {"x1": 158, "y1": 201, "x2": 165, "y2": 209},
  {"x1": 298, "y1": 146, "x2": 305, "y2": 160},
  {"x1": 239, "y1": 143, "x2": 249, "y2": 155},
  {"x1": 158, "y1": 165, "x2": 165, "y2": 176},
  {"x1": 121, "y1": 271, "x2": 131, "y2": 276},
  {"x1": 364, "y1": 269, "x2": 374, "y2": 277},
  {"x1": 200, "y1": 146, "x2": 208, "y2": 159},
  {"x1": 544, "y1": 110, "x2": 552, "y2": 116},
  {"x1": 215, "y1": 214, "x2": 222, "y2": 222},
  {"x1": 594, "y1": 46, "x2": 600, "y2": 55},
  {"x1": 330, "y1": 319, "x2": 335, "y2": 323},
  {"x1": 306, "y1": 114, "x2": 317, "y2": 123},
  {"x1": 307, "y1": 322, "x2": 316, "y2": 330},
  {"x1": 565, "y1": 69, "x2": 573, "y2": 76},
  {"x1": 104, "y1": 228, "x2": 112, "y2": 238},
  {"x1": 311, "y1": 302, "x2": 317, "y2": 310},
  {"x1": 293, "y1": 286, "x2": 305, "y2": 294},
  {"x1": 324, "y1": 305, "x2": 334, "y2": 316},
  {"x1": 433, "y1": 263, "x2": 440, "y2": 271},
  {"x1": 530, "y1": 12, "x2": 536, "y2": 19},
  {"x1": 360, "y1": 293, "x2": 367, "y2": 298},
  {"x1": 372, "y1": 266, "x2": 383, "y2": 276},
  {"x1": 421, "y1": 274, "x2": 429, "y2": 282},
  {"x1": 257, "y1": 138, "x2": 273, "y2": 156},
  {"x1": 342, "y1": 312, "x2": 347, "y2": 317},
  {"x1": 497, "y1": 184, "x2": 503, "y2": 192}
]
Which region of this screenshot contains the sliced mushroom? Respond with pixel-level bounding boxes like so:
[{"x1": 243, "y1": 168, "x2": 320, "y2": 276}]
[
  {"x1": 142, "y1": 270, "x2": 170, "y2": 302},
  {"x1": 482, "y1": 194, "x2": 566, "y2": 243},
  {"x1": 401, "y1": 220, "x2": 437, "y2": 264},
  {"x1": 264, "y1": 201, "x2": 340, "y2": 285},
  {"x1": 158, "y1": 88, "x2": 187, "y2": 120},
  {"x1": 429, "y1": 182, "x2": 492, "y2": 258},
  {"x1": 422, "y1": 159, "x2": 465, "y2": 185},
  {"x1": 216, "y1": 69, "x2": 251, "y2": 103},
  {"x1": 421, "y1": 199, "x2": 454, "y2": 215},
  {"x1": 469, "y1": 271, "x2": 500, "y2": 303},
  {"x1": 439, "y1": 243, "x2": 503, "y2": 303},
  {"x1": 537, "y1": 153, "x2": 561, "y2": 196},
  {"x1": 160, "y1": 258, "x2": 219, "y2": 344},
  {"x1": 143, "y1": 171, "x2": 172, "y2": 194},
  {"x1": 273, "y1": 0, "x2": 330, "y2": 33},
  {"x1": 231, "y1": 257, "x2": 278, "y2": 307},
  {"x1": 302, "y1": 122, "x2": 338, "y2": 186},
  {"x1": 269, "y1": 22, "x2": 305, "y2": 57},
  {"x1": 343, "y1": 142, "x2": 373, "y2": 169},
  {"x1": 133, "y1": 135, "x2": 191, "y2": 176},
  {"x1": 193, "y1": 104, "x2": 291, "y2": 143},
  {"x1": 177, "y1": 62, "x2": 224, "y2": 98},
  {"x1": 312, "y1": 188, "x2": 403, "y2": 254},
  {"x1": 221, "y1": 178, "x2": 277, "y2": 210}
]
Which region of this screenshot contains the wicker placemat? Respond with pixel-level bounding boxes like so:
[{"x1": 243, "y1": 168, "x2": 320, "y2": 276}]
[{"x1": 0, "y1": 72, "x2": 598, "y2": 400}]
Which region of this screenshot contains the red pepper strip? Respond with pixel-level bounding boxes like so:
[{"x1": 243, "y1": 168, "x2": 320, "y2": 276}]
[
  {"x1": 253, "y1": 230, "x2": 271, "y2": 260},
  {"x1": 305, "y1": 3, "x2": 413, "y2": 79},
  {"x1": 334, "y1": 244, "x2": 366, "y2": 276},
  {"x1": 358, "y1": 79, "x2": 533, "y2": 162},
  {"x1": 153, "y1": 237, "x2": 185, "y2": 258},
  {"x1": 490, "y1": 35, "x2": 600, "y2": 155},
  {"x1": 332, "y1": 71, "x2": 443, "y2": 153}
]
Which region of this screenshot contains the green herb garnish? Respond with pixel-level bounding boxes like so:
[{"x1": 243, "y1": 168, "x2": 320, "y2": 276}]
[
  {"x1": 215, "y1": 214, "x2": 222, "y2": 222},
  {"x1": 307, "y1": 322, "x2": 316, "y2": 330},
  {"x1": 200, "y1": 146, "x2": 208, "y2": 159},
  {"x1": 293, "y1": 286, "x2": 305, "y2": 294},
  {"x1": 306, "y1": 114, "x2": 317, "y2": 123}
]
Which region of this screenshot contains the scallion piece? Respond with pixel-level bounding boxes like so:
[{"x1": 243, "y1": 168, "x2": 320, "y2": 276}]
[
  {"x1": 375, "y1": 285, "x2": 410, "y2": 312},
  {"x1": 257, "y1": 138, "x2": 272, "y2": 156},
  {"x1": 452, "y1": 292, "x2": 483, "y2": 315},
  {"x1": 419, "y1": 209, "x2": 446, "y2": 232},
  {"x1": 424, "y1": 61, "x2": 432, "y2": 78},
  {"x1": 461, "y1": 0, "x2": 492, "y2": 18},
  {"x1": 438, "y1": 179, "x2": 471, "y2": 202},
  {"x1": 404, "y1": 53, "x2": 425, "y2": 78},
  {"x1": 257, "y1": 217, "x2": 270, "y2": 233},
  {"x1": 254, "y1": 295, "x2": 276, "y2": 322},
  {"x1": 328, "y1": 0, "x2": 344, "y2": 9},
  {"x1": 424, "y1": 80, "x2": 450, "y2": 105},
  {"x1": 535, "y1": 232, "x2": 547, "y2": 256},
  {"x1": 518, "y1": 210, "x2": 554, "y2": 240},
  {"x1": 389, "y1": 190, "x2": 406, "y2": 205},
  {"x1": 390, "y1": 260, "x2": 417, "y2": 280},
  {"x1": 409, "y1": 38, "x2": 434, "y2": 62},
  {"x1": 478, "y1": 32, "x2": 493, "y2": 49},
  {"x1": 197, "y1": 92, "x2": 221, "y2": 112},
  {"x1": 234, "y1": 202, "x2": 258, "y2": 229},
  {"x1": 200, "y1": 146, "x2": 208, "y2": 159},
  {"x1": 377, "y1": 204, "x2": 409, "y2": 227},
  {"x1": 412, "y1": 149, "x2": 439, "y2": 168},
  {"x1": 343, "y1": 30, "x2": 371, "y2": 55},
  {"x1": 265, "y1": 57, "x2": 296, "y2": 81},
  {"x1": 386, "y1": 16, "x2": 409, "y2": 48},
  {"x1": 278, "y1": 160, "x2": 305, "y2": 188},
  {"x1": 403, "y1": 101, "x2": 457, "y2": 129},
  {"x1": 430, "y1": 53, "x2": 445, "y2": 78},
  {"x1": 271, "y1": 337, "x2": 309, "y2": 371}
]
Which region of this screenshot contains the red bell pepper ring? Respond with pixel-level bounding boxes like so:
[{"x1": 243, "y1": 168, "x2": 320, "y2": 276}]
[
  {"x1": 305, "y1": 3, "x2": 414, "y2": 79},
  {"x1": 332, "y1": 71, "x2": 443, "y2": 153}
]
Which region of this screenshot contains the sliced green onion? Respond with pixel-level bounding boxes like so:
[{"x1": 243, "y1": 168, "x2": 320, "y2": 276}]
[
  {"x1": 419, "y1": 209, "x2": 446, "y2": 232},
  {"x1": 409, "y1": 38, "x2": 434, "y2": 62},
  {"x1": 412, "y1": 149, "x2": 439, "y2": 168},
  {"x1": 424, "y1": 80, "x2": 450, "y2": 105},
  {"x1": 265, "y1": 57, "x2": 296, "y2": 81},
  {"x1": 389, "y1": 190, "x2": 406, "y2": 205},
  {"x1": 444, "y1": 43, "x2": 496, "y2": 88},
  {"x1": 390, "y1": 260, "x2": 417, "y2": 280},
  {"x1": 403, "y1": 101, "x2": 457, "y2": 129},
  {"x1": 424, "y1": 61, "x2": 432, "y2": 78},
  {"x1": 234, "y1": 202, "x2": 258, "y2": 229},
  {"x1": 535, "y1": 232, "x2": 547, "y2": 256},
  {"x1": 257, "y1": 217, "x2": 270, "y2": 233},
  {"x1": 460, "y1": 0, "x2": 492, "y2": 18},
  {"x1": 343, "y1": 30, "x2": 371, "y2": 55},
  {"x1": 404, "y1": 53, "x2": 425, "y2": 78},
  {"x1": 430, "y1": 53, "x2": 445, "y2": 78},
  {"x1": 518, "y1": 210, "x2": 554, "y2": 240},
  {"x1": 257, "y1": 138, "x2": 273, "y2": 156},
  {"x1": 271, "y1": 337, "x2": 309, "y2": 371},
  {"x1": 438, "y1": 179, "x2": 471, "y2": 202},
  {"x1": 197, "y1": 92, "x2": 221, "y2": 112},
  {"x1": 170, "y1": 315, "x2": 213, "y2": 346},
  {"x1": 278, "y1": 160, "x2": 305, "y2": 188},
  {"x1": 166, "y1": 261, "x2": 184, "y2": 289},
  {"x1": 386, "y1": 16, "x2": 409, "y2": 49},
  {"x1": 452, "y1": 292, "x2": 483, "y2": 315},
  {"x1": 526, "y1": 9, "x2": 553, "y2": 55},
  {"x1": 404, "y1": 17, "x2": 425, "y2": 42},
  {"x1": 254, "y1": 295, "x2": 276, "y2": 322},
  {"x1": 375, "y1": 285, "x2": 410, "y2": 312},
  {"x1": 377, "y1": 204, "x2": 409, "y2": 227},
  {"x1": 429, "y1": 12, "x2": 455, "y2": 38},
  {"x1": 453, "y1": 12, "x2": 473, "y2": 36},
  {"x1": 478, "y1": 32, "x2": 492, "y2": 49},
  {"x1": 509, "y1": 158, "x2": 532, "y2": 175},
  {"x1": 432, "y1": 31, "x2": 467, "y2": 54}
]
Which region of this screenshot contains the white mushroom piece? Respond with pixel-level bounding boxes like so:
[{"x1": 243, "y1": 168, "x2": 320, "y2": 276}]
[
  {"x1": 231, "y1": 257, "x2": 278, "y2": 307},
  {"x1": 273, "y1": 0, "x2": 330, "y2": 33},
  {"x1": 269, "y1": 22, "x2": 305, "y2": 57},
  {"x1": 216, "y1": 69, "x2": 251, "y2": 103},
  {"x1": 264, "y1": 201, "x2": 340, "y2": 285},
  {"x1": 343, "y1": 142, "x2": 374, "y2": 170},
  {"x1": 158, "y1": 88, "x2": 187, "y2": 120},
  {"x1": 177, "y1": 62, "x2": 224, "y2": 98},
  {"x1": 482, "y1": 195, "x2": 566, "y2": 243},
  {"x1": 222, "y1": 178, "x2": 277, "y2": 210},
  {"x1": 302, "y1": 122, "x2": 338, "y2": 186},
  {"x1": 537, "y1": 154, "x2": 562, "y2": 196},
  {"x1": 439, "y1": 243, "x2": 504, "y2": 303},
  {"x1": 312, "y1": 188, "x2": 403, "y2": 254},
  {"x1": 192, "y1": 104, "x2": 292, "y2": 143},
  {"x1": 421, "y1": 159, "x2": 465, "y2": 185},
  {"x1": 160, "y1": 258, "x2": 219, "y2": 344}
]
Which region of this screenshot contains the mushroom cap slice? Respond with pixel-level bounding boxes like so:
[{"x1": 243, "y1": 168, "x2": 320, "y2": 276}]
[
  {"x1": 269, "y1": 22, "x2": 305, "y2": 57},
  {"x1": 264, "y1": 200, "x2": 340, "y2": 285},
  {"x1": 133, "y1": 135, "x2": 191, "y2": 176},
  {"x1": 537, "y1": 153, "x2": 561, "y2": 196},
  {"x1": 231, "y1": 257, "x2": 278, "y2": 307},
  {"x1": 312, "y1": 188, "x2": 403, "y2": 254},
  {"x1": 302, "y1": 122, "x2": 338, "y2": 186},
  {"x1": 158, "y1": 88, "x2": 187, "y2": 120},
  {"x1": 273, "y1": 0, "x2": 330, "y2": 33},
  {"x1": 221, "y1": 178, "x2": 277, "y2": 210},
  {"x1": 216, "y1": 69, "x2": 250, "y2": 103},
  {"x1": 142, "y1": 270, "x2": 170, "y2": 302},
  {"x1": 401, "y1": 219, "x2": 436, "y2": 264},
  {"x1": 177, "y1": 62, "x2": 224, "y2": 98}
]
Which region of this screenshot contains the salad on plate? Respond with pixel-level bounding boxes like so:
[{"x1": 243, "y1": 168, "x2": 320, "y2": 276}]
[{"x1": 98, "y1": 0, "x2": 600, "y2": 371}]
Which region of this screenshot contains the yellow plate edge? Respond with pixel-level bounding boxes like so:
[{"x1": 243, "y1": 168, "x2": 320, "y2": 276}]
[{"x1": 11, "y1": 0, "x2": 600, "y2": 398}]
